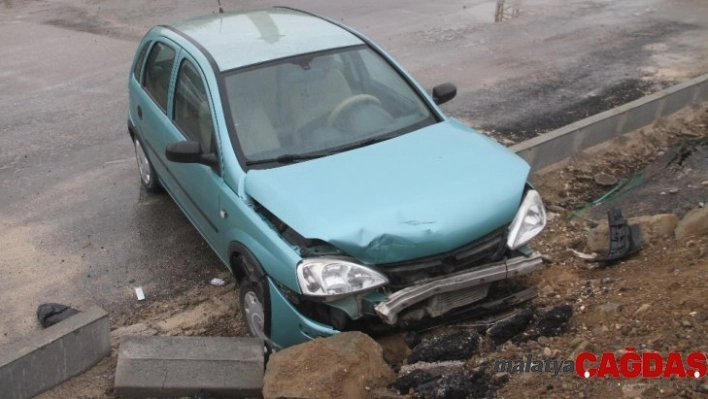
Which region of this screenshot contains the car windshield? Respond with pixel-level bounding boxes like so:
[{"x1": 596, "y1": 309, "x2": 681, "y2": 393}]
[{"x1": 223, "y1": 45, "x2": 436, "y2": 165}]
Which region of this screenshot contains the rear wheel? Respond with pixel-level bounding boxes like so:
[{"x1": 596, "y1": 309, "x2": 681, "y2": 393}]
[{"x1": 133, "y1": 137, "x2": 161, "y2": 193}]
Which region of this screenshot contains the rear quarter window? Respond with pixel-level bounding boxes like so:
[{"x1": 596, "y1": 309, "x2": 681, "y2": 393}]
[
  {"x1": 132, "y1": 41, "x2": 151, "y2": 81},
  {"x1": 142, "y1": 42, "x2": 177, "y2": 112}
]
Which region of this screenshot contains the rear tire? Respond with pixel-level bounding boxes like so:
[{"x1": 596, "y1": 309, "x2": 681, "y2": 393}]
[{"x1": 133, "y1": 137, "x2": 162, "y2": 193}]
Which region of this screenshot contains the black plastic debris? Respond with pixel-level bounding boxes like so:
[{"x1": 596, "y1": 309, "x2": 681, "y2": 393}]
[
  {"x1": 598, "y1": 208, "x2": 642, "y2": 264},
  {"x1": 395, "y1": 369, "x2": 437, "y2": 395},
  {"x1": 408, "y1": 330, "x2": 479, "y2": 364},
  {"x1": 485, "y1": 309, "x2": 534, "y2": 346},
  {"x1": 414, "y1": 368, "x2": 508, "y2": 399},
  {"x1": 36, "y1": 303, "x2": 80, "y2": 328},
  {"x1": 511, "y1": 305, "x2": 573, "y2": 344}
]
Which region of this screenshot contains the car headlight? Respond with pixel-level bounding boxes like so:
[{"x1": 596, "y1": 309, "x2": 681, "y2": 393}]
[
  {"x1": 296, "y1": 258, "x2": 388, "y2": 299},
  {"x1": 506, "y1": 189, "x2": 547, "y2": 250}
]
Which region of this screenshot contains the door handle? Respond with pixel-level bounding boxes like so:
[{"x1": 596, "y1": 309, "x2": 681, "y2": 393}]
[{"x1": 137, "y1": 105, "x2": 143, "y2": 120}]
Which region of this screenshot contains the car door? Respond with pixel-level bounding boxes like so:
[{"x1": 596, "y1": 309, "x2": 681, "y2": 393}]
[
  {"x1": 132, "y1": 39, "x2": 180, "y2": 191},
  {"x1": 162, "y1": 53, "x2": 224, "y2": 249}
]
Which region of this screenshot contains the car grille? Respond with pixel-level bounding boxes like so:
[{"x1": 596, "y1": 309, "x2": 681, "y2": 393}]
[{"x1": 378, "y1": 225, "x2": 509, "y2": 289}]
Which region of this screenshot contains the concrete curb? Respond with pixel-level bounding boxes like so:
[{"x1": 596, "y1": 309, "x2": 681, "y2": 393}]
[
  {"x1": 114, "y1": 336, "x2": 264, "y2": 398},
  {"x1": 512, "y1": 73, "x2": 708, "y2": 171},
  {"x1": 0, "y1": 306, "x2": 110, "y2": 399}
]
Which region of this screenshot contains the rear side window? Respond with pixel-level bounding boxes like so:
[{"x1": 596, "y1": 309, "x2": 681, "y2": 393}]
[
  {"x1": 132, "y1": 41, "x2": 150, "y2": 81},
  {"x1": 143, "y1": 42, "x2": 176, "y2": 112},
  {"x1": 173, "y1": 60, "x2": 214, "y2": 153}
]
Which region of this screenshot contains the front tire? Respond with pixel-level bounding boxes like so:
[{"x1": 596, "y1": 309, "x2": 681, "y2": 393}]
[
  {"x1": 239, "y1": 278, "x2": 271, "y2": 344},
  {"x1": 133, "y1": 137, "x2": 161, "y2": 193}
]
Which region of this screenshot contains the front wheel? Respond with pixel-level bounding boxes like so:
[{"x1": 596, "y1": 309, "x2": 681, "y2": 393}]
[
  {"x1": 239, "y1": 278, "x2": 271, "y2": 344},
  {"x1": 133, "y1": 137, "x2": 161, "y2": 193}
]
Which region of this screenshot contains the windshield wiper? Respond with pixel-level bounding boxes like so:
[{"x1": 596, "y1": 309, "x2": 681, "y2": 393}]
[
  {"x1": 246, "y1": 152, "x2": 328, "y2": 166},
  {"x1": 246, "y1": 135, "x2": 398, "y2": 166}
]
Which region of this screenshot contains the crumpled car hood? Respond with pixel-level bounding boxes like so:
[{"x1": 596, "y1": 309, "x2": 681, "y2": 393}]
[{"x1": 245, "y1": 120, "x2": 530, "y2": 264}]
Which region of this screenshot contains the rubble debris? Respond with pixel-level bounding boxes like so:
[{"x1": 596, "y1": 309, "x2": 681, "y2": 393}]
[
  {"x1": 485, "y1": 309, "x2": 534, "y2": 346},
  {"x1": 399, "y1": 361, "x2": 466, "y2": 379},
  {"x1": 263, "y1": 332, "x2": 394, "y2": 399},
  {"x1": 413, "y1": 368, "x2": 508, "y2": 399},
  {"x1": 134, "y1": 287, "x2": 146, "y2": 301},
  {"x1": 512, "y1": 305, "x2": 573, "y2": 343},
  {"x1": 395, "y1": 369, "x2": 436, "y2": 394},
  {"x1": 536, "y1": 304, "x2": 573, "y2": 337},
  {"x1": 675, "y1": 207, "x2": 708, "y2": 240},
  {"x1": 404, "y1": 330, "x2": 422, "y2": 349},
  {"x1": 36, "y1": 303, "x2": 80, "y2": 328},
  {"x1": 408, "y1": 330, "x2": 480, "y2": 364},
  {"x1": 598, "y1": 208, "x2": 642, "y2": 264},
  {"x1": 568, "y1": 248, "x2": 598, "y2": 261},
  {"x1": 377, "y1": 333, "x2": 412, "y2": 366},
  {"x1": 594, "y1": 172, "x2": 618, "y2": 187},
  {"x1": 209, "y1": 277, "x2": 227, "y2": 286}
]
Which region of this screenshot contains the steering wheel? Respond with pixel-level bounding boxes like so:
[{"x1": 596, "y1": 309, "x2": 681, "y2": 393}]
[{"x1": 326, "y1": 94, "x2": 382, "y2": 128}]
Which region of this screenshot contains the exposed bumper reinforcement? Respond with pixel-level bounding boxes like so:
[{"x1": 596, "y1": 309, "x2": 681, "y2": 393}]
[{"x1": 375, "y1": 252, "x2": 544, "y2": 325}]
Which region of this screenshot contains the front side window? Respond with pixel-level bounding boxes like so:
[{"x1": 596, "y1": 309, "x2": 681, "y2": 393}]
[
  {"x1": 173, "y1": 60, "x2": 214, "y2": 153},
  {"x1": 143, "y1": 42, "x2": 176, "y2": 112},
  {"x1": 223, "y1": 45, "x2": 436, "y2": 166}
]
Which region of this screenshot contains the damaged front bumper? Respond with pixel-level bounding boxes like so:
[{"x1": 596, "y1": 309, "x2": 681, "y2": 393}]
[
  {"x1": 269, "y1": 252, "x2": 544, "y2": 349},
  {"x1": 375, "y1": 252, "x2": 544, "y2": 325}
]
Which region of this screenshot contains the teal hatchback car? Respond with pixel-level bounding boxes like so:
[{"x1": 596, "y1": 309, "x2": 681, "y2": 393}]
[{"x1": 128, "y1": 7, "x2": 546, "y2": 350}]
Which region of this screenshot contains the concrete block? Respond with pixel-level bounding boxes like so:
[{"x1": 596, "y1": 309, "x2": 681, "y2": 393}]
[
  {"x1": 514, "y1": 72, "x2": 708, "y2": 171},
  {"x1": 0, "y1": 306, "x2": 110, "y2": 399},
  {"x1": 661, "y1": 85, "x2": 695, "y2": 117},
  {"x1": 114, "y1": 336, "x2": 264, "y2": 398},
  {"x1": 620, "y1": 96, "x2": 660, "y2": 133}
]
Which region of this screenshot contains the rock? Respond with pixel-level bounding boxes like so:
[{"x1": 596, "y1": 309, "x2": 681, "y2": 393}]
[
  {"x1": 547, "y1": 204, "x2": 566, "y2": 213},
  {"x1": 675, "y1": 207, "x2": 708, "y2": 240},
  {"x1": 408, "y1": 330, "x2": 479, "y2": 364},
  {"x1": 669, "y1": 188, "x2": 679, "y2": 194},
  {"x1": 702, "y1": 180, "x2": 708, "y2": 186},
  {"x1": 633, "y1": 304, "x2": 651, "y2": 318},
  {"x1": 594, "y1": 172, "x2": 618, "y2": 187},
  {"x1": 377, "y1": 334, "x2": 412, "y2": 366},
  {"x1": 586, "y1": 302, "x2": 623, "y2": 325},
  {"x1": 586, "y1": 214, "x2": 678, "y2": 252},
  {"x1": 263, "y1": 332, "x2": 395, "y2": 399},
  {"x1": 486, "y1": 309, "x2": 534, "y2": 345}
]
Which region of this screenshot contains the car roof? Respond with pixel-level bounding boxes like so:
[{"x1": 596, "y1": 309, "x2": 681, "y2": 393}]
[{"x1": 166, "y1": 7, "x2": 364, "y2": 72}]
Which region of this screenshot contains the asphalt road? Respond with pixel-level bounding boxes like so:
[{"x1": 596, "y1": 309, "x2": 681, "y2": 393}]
[{"x1": 1, "y1": 0, "x2": 707, "y2": 345}]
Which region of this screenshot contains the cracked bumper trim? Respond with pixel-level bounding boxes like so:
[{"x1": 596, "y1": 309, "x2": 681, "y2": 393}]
[{"x1": 375, "y1": 252, "x2": 544, "y2": 324}]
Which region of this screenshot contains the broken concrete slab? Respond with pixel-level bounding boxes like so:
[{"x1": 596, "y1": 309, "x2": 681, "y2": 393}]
[
  {"x1": 0, "y1": 306, "x2": 110, "y2": 399},
  {"x1": 114, "y1": 336, "x2": 264, "y2": 398}
]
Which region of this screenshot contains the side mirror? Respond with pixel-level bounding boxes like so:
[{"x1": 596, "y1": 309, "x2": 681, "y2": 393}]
[
  {"x1": 432, "y1": 82, "x2": 457, "y2": 105},
  {"x1": 165, "y1": 140, "x2": 217, "y2": 167}
]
